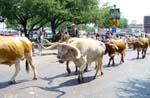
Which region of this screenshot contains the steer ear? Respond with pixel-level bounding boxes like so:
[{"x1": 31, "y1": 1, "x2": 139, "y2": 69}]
[{"x1": 68, "y1": 45, "x2": 81, "y2": 59}]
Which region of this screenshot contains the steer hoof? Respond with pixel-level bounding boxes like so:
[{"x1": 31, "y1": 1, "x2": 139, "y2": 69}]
[
  {"x1": 78, "y1": 79, "x2": 84, "y2": 84},
  {"x1": 67, "y1": 68, "x2": 71, "y2": 74},
  {"x1": 74, "y1": 71, "x2": 79, "y2": 75},
  {"x1": 101, "y1": 72, "x2": 104, "y2": 76},
  {"x1": 8, "y1": 80, "x2": 16, "y2": 84},
  {"x1": 78, "y1": 77, "x2": 84, "y2": 84},
  {"x1": 84, "y1": 68, "x2": 88, "y2": 72},
  {"x1": 33, "y1": 77, "x2": 38, "y2": 80},
  {"x1": 120, "y1": 61, "x2": 123, "y2": 64},
  {"x1": 93, "y1": 75, "x2": 96, "y2": 79},
  {"x1": 142, "y1": 56, "x2": 145, "y2": 59}
]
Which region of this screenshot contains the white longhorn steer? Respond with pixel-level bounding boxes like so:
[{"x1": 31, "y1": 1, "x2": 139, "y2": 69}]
[
  {"x1": 43, "y1": 38, "x2": 106, "y2": 83},
  {"x1": 0, "y1": 36, "x2": 38, "y2": 84}
]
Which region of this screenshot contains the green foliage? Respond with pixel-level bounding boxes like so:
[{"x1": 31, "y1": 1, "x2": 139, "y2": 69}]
[
  {"x1": 0, "y1": 0, "x2": 128, "y2": 37},
  {"x1": 97, "y1": 2, "x2": 112, "y2": 28},
  {"x1": 118, "y1": 17, "x2": 128, "y2": 28}
]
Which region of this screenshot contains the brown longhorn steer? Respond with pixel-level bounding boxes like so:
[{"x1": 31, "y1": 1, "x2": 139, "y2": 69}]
[
  {"x1": 105, "y1": 39, "x2": 126, "y2": 66},
  {"x1": 132, "y1": 37, "x2": 149, "y2": 59}
]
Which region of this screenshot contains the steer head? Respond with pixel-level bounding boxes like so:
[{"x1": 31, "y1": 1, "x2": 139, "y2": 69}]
[
  {"x1": 57, "y1": 44, "x2": 81, "y2": 63},
  {"x1": 105, "y1": 42, "x2": 119, "y2": 56}
]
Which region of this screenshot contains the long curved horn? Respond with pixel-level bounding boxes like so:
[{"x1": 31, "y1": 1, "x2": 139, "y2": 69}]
[
  {"x1": 36, "y1": 38, "x2": 60, "y2": 50},
  {"x1": 44, "y1": 39, "x2": 56, "y2": 45},
  {"x1": 44, "y1": 43, "x2": 61, "y2": 50},
  {"x1": 37, "y1": 41, "x2": 60, "y2": 50}
]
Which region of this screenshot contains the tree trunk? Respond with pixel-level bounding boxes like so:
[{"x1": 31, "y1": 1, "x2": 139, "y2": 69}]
[
  {"x1": 22, "y1": 20, "x2": 29, "y2": 39},
  {"x1": 51, "y1": 23, "x2": 56, "y2": 35}
]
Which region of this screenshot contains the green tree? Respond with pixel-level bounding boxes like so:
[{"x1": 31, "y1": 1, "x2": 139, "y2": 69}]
[
  {"x1": 0, "y1": 0, "x2": 49, "y2": 38},
  {"x1": 97, "y1": 2, "x2": 112, "y2": 28},
  {"x1": 118, "y1": 17, "x2": 128, "y2": 28},
  {"x1": 0, "y1": 0, "x2": 127, "y2": 37},
  {"x1": 43, "y1": 0, "x2": 100, "y2": 34},
  {"x1": 97, "y1": 2, "x2": 128, "y2": 29}
]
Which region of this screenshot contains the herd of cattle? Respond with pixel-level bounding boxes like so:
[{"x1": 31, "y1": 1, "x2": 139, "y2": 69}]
[{"x1": 0, "y1": 34, "x2": 150, "y2": 84}]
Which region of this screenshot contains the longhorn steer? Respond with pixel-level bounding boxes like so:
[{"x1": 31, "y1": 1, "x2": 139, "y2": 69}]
[
  {"x1": 42, "y1": 38, "x2": 106, "y2": 83},
  {"x1": 105, "y1": 39, "x2": 126, "y2": 66},
  {"x1": 0, "y1": 36, "x2": 38, "y2": 84},
  {"x1": 132, "y1": 37, "x2": 149, "y2": 59}
]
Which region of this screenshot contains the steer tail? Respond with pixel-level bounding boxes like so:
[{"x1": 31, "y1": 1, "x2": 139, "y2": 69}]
[{"x1": 26, "y1": 60, "x2": 30, "y2": 73}]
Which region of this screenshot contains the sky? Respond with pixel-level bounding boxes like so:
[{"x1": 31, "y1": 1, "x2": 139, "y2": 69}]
[{"x1": 100, "y1": 0, "x2": 150, "y2": 24}]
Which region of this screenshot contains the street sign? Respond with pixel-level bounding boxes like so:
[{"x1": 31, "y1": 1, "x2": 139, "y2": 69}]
[
  {"x1": 109, "y1": 8, "x2": 120, "y2": 20},
  {"x1": 112, "y1": 27, "x2": 116, "y2": 33},
  {"x1": 110, "y1": 19, "x2": 118, "y2": 27}
]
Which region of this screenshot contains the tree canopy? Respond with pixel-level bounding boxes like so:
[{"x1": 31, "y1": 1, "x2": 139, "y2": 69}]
[{"x1": 0, "y1": 0, "x2": 128, "y2": 38}]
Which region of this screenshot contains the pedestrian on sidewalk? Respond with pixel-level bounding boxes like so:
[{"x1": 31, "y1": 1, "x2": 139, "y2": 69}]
[{"x1": 37, "y1": 31, "x2": 44, "y2": 56}]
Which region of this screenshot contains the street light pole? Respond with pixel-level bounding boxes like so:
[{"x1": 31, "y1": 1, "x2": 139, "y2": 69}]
[{"x1": 114, "y1": 4, "x2": 116, "y2": 19}]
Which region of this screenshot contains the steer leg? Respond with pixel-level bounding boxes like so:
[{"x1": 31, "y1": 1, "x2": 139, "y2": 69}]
[
  {"x1": 142, "y1": 49, "x2": 144, "y2": 59},
  {"x1": 94, "y1": 59, "x2": 103, "y2": 79},
  {"x1": 94, "y1": 61, "x2": 98, "y2": 79},
  {"x1": 108, "y1": 56, "x2": 115, "y2": 66},
  {"x1": 84, "y1": 62, "x2": 90, "y2": 72},
  {"x1": 78, "y1": 70, "x2": 84, "y2": 83},
  {"x1": 137, "y1": 50, "x2": 140, "y2": 59},
  {"x1": 120, "y1": 52, "x2": 125, "y2": 64},
  {"x1": 84, "y1": 62, "x2": 96, "y2": 72},
  {"x1": 25, "y1": 53, "x2": 38, "y2": 80},
  {"x1": 66, "y1": 60, "x2": 71, "y2": 74},
  {"x1": 27, "y1": 58, "x2": 38, "y2": 80},
  {"x1": 9, "y1": 60, "x2": 21, "y2": 84},
  {"x1": 78, "y1": 64, "x2": 86, "y2": 83},
  {"x1": 75, "y1": 65, "x2": 78, "y2": 75},
  {"x1": 95, "y1": 61, "x2": 98, "y2": 69},
  {"x1": 142, "y1": 48, "x2": 147, "y2": 59},
  {"x1": 112, "y1": 56, "x2": 115, "y2": 65},
  {"x1": 108, "y1": 57, "x2": 112, "y2": 67}
]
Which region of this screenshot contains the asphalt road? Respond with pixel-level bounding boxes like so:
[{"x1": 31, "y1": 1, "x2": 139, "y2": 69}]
[{"x1": 0, "y1": 49, "x2": 150, "y2": 98}]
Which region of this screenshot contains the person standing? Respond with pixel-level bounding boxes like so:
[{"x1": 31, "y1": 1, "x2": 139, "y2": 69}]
[
  {"x1": 68, "y1": 24, "x2": 80, "y2": 37},
  {"x1": 37, "y1": 31, "x2": 44, "y2": 56}
]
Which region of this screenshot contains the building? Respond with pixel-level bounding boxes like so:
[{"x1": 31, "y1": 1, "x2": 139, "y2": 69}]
[{"x1": 144, "y1": 16, "x2": 150, "y2": 34}]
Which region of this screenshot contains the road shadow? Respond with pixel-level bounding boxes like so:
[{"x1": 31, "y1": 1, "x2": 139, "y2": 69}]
[
  {"x1": 41, "y1": 71, "x2": 94, "y2": 85},
  {"x1": 0, "y1": 82, "x2": 10, "y2": 89},
  {"x1": 146, "y1": 52, "x2": 150, "y2": 55},
  {"x1": 103, "y1": 63, "x2": 121, "y2": 68},
  {"x1": 117, "y1": 78, "x2": 150, "y2": 98},
  {"x1": 127, "y1": 57, "x2": 145, "y2": 61},
  {"x1": 0, "y1": 80, "x2": 29, "y2": 89},
  {"x1": 23, "y1": 73, "x2": 94, "y2": 98}
]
